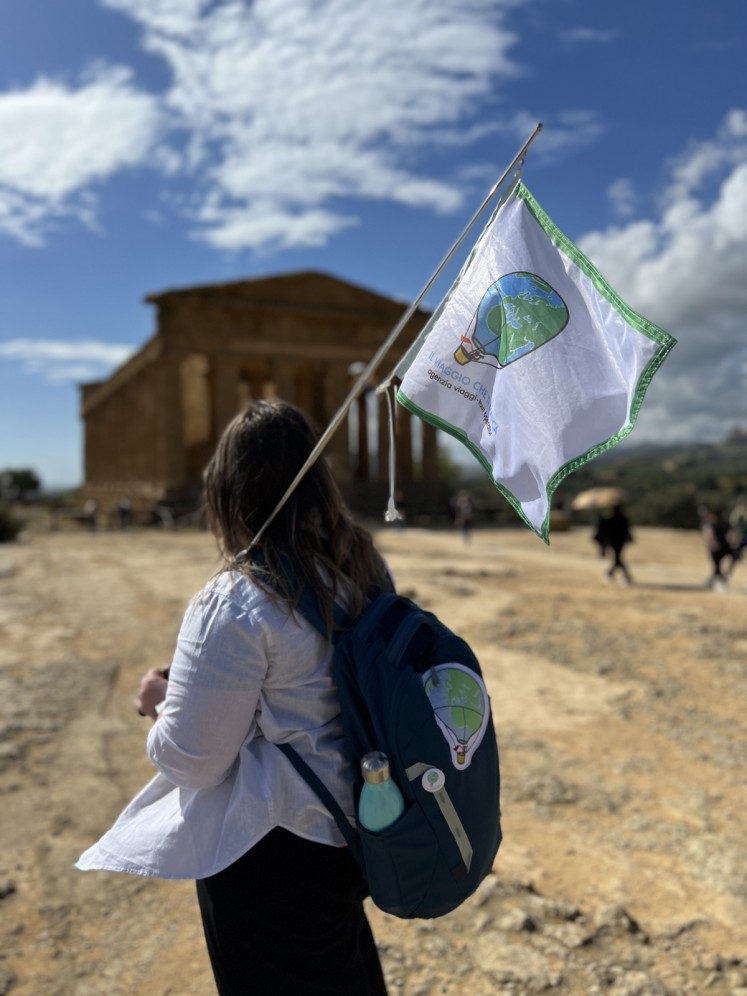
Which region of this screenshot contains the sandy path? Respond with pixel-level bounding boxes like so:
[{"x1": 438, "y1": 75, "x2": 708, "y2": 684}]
[{"x1": 0, "y1": 525, "x2": 745, "y2": 995}]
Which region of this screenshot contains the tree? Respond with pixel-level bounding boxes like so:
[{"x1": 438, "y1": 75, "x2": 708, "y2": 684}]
[{"x1": 0, "y1": 468, "x2": 42, "y2": 502}]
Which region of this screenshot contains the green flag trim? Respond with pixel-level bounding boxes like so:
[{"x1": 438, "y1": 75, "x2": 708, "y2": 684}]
[{"x1": 397, "y1": 182, "x2": 677, "y2": 543}]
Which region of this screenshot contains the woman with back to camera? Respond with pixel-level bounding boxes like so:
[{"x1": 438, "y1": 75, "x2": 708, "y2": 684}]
[{"x1": 77, "y1": 399, "x2": 390, "y2": 995}]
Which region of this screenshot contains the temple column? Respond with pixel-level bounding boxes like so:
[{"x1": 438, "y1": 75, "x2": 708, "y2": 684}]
[
  {"x1": 325, "y1": 362, "x2": 352, "y2": 484},
  {"x1": 271, "y1": 360, "x2": 297, "y2": 402},
  {"x1": 356, "y1": 393, "x2": 369, "y2": 481},
  {"x1": 210, "y1": 354, "x2": 240, "y2": 440},
  {"x1": 294, "y1": 367, "x2": 315, "y2": 418},
  {"x1": 245, "y1": 359, "x2": 272, "y2": 400}
]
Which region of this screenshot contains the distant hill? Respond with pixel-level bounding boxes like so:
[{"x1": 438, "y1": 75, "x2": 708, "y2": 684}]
[{"x1": 460, "y1": 429, "x2": 747, "y2": 529}]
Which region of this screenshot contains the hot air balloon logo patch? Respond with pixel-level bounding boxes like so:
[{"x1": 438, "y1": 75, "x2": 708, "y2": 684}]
[
  {"x1": 422, "y1": 663, "x2": 491, "y2": 770},
  {"x1": 453, "y1": 271, "x2": 569, "y2": 369}
]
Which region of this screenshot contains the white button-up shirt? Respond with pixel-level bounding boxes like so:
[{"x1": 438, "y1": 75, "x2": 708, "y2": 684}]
[{"x1": 77, "y1": 571, "x2": 355, "y2": 879}]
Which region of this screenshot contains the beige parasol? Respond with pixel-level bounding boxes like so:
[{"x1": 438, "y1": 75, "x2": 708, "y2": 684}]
[{"x1": 570, "y1": 486, "x2": 627, "y2": 511}]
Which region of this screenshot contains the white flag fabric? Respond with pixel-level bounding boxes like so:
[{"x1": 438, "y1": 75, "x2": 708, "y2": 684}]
[{"x1": 396, "y1": 180, "x2": 676, "y2": 541}]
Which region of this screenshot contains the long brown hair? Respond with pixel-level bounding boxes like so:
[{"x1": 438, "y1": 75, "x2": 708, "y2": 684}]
[{"x1": 203, "y1": 399, "x2": 389, "y2": 629}]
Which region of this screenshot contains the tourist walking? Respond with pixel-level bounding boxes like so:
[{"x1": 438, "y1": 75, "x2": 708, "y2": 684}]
[
  {"x1": 450, "y1": 490, "x2": 473, "y2": 543},
  {"x1": 597, "y1": 504, "x2": 634, "y2": 585},
  {"x1": 701, "y1": 509, "x2": 735, "y2": 591}
]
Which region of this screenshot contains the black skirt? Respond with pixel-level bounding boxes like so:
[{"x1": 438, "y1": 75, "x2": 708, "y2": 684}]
[{"x1": 196, "y1": 827, "x2": 388, "y2": 995}]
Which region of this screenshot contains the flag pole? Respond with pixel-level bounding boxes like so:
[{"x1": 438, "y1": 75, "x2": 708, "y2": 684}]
[{"x1": 248, "y1": 122, "x2": 543, "y2": 550}]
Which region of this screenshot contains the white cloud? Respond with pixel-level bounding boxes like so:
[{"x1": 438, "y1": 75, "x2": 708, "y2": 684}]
[
  {"x1": 101, "y1": 0, "x2": 212, "y2": 38},
  {"x1": 659, "y1": 109, "x2": 747, "y2": 210},
  {"x1": 559, "y1": 27, "x2": 619, "y2": 45},
  {"x1": 577, "y1": 113, "x2": 747, "y2": 444},
  {"x1": 99, "y1": 0, "x2": 526, "y2": 250},
  {"x1": 606, "y1": 178, "x2": 638, "y2": 219},
  {"x1": 501, "y1": 110, "x2": 605, "y2": 162},
  {"x1": 194, "y1": 201, "x2": 358, "y2": 252},
  {"x1": 0, "y1": 1, "x2": 607, "y2": 251},
  {"x1": 0, "y1": 339, "x2": 135, "y2": 382},
  {"x1": 44, "y1": 364, "x2": 116, "y2": 384},
  {"x1": 0, "y1": 65, "x2": 162, "y2": 246}
]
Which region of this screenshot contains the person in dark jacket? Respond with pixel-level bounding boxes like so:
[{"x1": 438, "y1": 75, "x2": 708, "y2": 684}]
[
  {"x1": 701, "y1": 509, "x2": 736, "y2": 591},
  {"x1": 597, "y1": 505, "x2": 633, "y2": 585}
]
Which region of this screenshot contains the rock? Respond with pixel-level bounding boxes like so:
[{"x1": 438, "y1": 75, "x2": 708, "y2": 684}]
[
  {"x1": 0, "y1": 969, "x2": 17, "y2": 996},
  {"x1": 0, "y1": 880, "x2": 16, "y2": 900},
  {"x1": 543, "y1": 921, "x2": 593, "y2": 948},
  {"x1": 606, "y1": 969, "x2": 668, "y2": 995},
  {"x1": 469, "y1": 874, "x2": 501, "y2": 906},
  {"x1": 497, "y1": 908, "x2": 536, "y2": 933},
  {"x1": 593, "y1": 905, "x2": 644, "y2": 938},
  {"x1": 473, "y1": 934, "x2": 563, "y2": 990},
  {"x1": 471, "y1": 910, "x2": 493, "y2": 932}
]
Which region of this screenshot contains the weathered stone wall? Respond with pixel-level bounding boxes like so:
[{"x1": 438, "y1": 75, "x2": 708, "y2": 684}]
[{"x1": 83, "y1": 359, "x2": 160, "y2": 496}]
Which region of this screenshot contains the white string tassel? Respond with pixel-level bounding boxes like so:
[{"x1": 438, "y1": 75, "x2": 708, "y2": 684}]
[{"x1": 384, "y1": 384, "x2": 403, "y2": 523}]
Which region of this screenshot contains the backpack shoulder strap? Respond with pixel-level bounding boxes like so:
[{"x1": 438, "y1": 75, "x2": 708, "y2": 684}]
[
  {"x1": 294, "y1": 585, "x2": 351, "y2": 642},
  {"x1": 276, "y1": 742, "x2": 360, "y2": 852}
]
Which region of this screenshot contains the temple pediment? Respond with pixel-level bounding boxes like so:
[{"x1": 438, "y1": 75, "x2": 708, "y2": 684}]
[{"x1": 146, "y1": 270, "x2": 411, "y2": 317}]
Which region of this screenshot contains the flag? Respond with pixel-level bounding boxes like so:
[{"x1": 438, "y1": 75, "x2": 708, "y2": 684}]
[{"x1": 395, "y1": 179, "x2": 676, "y2": 541}]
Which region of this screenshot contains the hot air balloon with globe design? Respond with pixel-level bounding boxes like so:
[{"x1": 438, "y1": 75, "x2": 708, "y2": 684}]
[
  {"x1": 423, "y1": 663, "x2": 490, "y2": 769},
  {"x1": 453, "y1": 270, "x2": 569, "y2": 369}
]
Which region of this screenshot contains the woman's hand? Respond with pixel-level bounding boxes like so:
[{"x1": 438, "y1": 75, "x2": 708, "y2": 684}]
[{"x1": 135, "y1": 668, "x2": 169, "y2": 720}]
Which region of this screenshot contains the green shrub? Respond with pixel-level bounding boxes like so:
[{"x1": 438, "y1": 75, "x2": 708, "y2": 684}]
[{"x1": 0, "y1": 503, "x2": 22, "y2": 543}]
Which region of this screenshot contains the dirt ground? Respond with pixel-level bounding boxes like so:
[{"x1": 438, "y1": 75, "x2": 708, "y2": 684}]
[{"x1": 0, "y1": 523, "x2": 745, "y2": 995}]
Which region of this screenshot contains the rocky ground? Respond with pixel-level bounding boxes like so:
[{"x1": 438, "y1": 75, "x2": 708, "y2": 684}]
[{"x1": 0, "y1": 523, "x2": 745, "y2": 995}]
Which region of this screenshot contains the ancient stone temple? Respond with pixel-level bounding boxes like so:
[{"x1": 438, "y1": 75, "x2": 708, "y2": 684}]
[{"x1": 79, "y1": 270, "x2": 442, "y2": 519}]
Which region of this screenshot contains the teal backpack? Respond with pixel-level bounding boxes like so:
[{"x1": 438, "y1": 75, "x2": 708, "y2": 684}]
[{"x1": 278, "y1": 589, "x2": 502, "y2": 919}]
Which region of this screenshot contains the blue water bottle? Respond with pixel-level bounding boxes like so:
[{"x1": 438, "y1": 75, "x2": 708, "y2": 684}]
[{"x1": 358, "y1": 751, "x2": 405, "y2": 832}]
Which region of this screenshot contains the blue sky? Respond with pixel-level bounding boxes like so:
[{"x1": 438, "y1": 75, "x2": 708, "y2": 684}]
[{"x1": 1, "y1": 0, "x2": 745, "y2": 489}]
